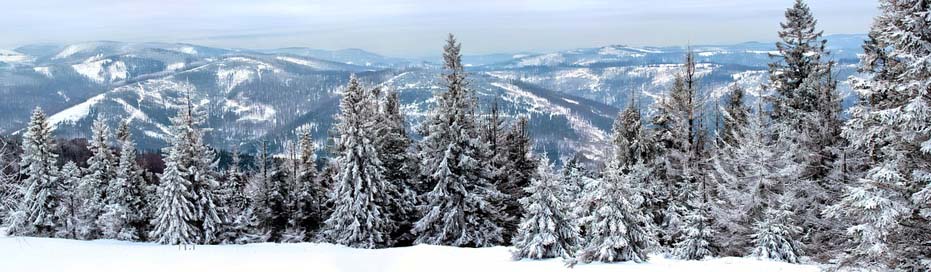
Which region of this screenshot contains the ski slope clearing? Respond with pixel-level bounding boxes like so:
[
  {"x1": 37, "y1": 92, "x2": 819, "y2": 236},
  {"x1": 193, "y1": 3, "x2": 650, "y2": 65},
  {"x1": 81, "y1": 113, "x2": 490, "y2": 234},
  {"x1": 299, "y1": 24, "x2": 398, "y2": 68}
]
[{"x1": 0, "y1": 236, "x2": 819, "y2": 272}]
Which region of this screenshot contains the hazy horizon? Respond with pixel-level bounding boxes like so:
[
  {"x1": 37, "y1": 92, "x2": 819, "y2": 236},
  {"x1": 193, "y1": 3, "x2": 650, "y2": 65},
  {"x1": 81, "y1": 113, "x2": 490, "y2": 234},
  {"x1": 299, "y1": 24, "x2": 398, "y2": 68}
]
[{"x1": 3, "y1": 0, "x2": 876, "y2": 58}]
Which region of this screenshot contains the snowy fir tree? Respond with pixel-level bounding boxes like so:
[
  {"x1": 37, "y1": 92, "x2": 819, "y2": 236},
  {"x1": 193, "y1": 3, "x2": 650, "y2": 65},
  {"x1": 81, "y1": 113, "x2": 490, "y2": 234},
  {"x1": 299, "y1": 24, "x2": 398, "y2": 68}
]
[
  {"x1": 766, "y1": 0, "x2": 843, "y2": 255},
  {"x1": 750, "y1": 195, "x2": 803, "y2": 264},
  {"x1": 99, "y1": 120, "x2": 147, "y2": 241},
  {"x1": 8, "y1": 107, "x2": 60, "y2": 237},
  {"x1": 77, "y1": 117, "x2": 115, "y2": 239},
  {"x1": 218, "y1": 146, "x2": 261, "y2": 244},
  {"x1": 574, "y1": 160, "x2": 656, "y2": 264},
  {"x1": 151, "y1": 99, "x2": 224, "y2": 245},
  {"x1": 511, "y1": 155, "x2": 579, "y2": 260},
  {"x1": 290, "y1": 130, "x2": 325, "y2": 241},
  {"x1": 825, "y1": 1, "x2": 931, "y2": 270},
  {"x1": 249, "y1": 141, "x2": 287, "y2": 242},
  {"x1": 374, "y1": 89, "x2": 418, "y2": 245},
  {"x1": 54, "y1": 161, "x2": 82, "y2": 239},
  {"x1": 651, "y1": 51, "x2": 706, "y2": 248},
  {"x1": 318, "y1": 76, "x2": 394, "y2": 248},
  {"x1": 673, "y1": 179, "x2": 716, "y2": 260},
  {"x1": 712, "y1": 101, "x2": 801, "y2": 256},
  {"x1": 497, "y1": 117, "x2": 538, "y2": 243},
  {"x1": 413, "y1": 34, "x2": 506, "y2": 247}
]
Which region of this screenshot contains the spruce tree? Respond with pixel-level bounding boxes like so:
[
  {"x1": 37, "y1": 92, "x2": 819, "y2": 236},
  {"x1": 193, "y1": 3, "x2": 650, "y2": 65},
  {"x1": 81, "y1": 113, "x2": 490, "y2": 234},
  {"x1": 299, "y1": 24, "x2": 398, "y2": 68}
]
[
  {"x1": 375, "y1": 89, "x2": 418, "y2": 245},
  {"x1": 511, "y1": 155, "x2": 578, "y2": 260},
  {"x1": 318, "y1": 76, "x2": 394, "y2": 248},
  {"x1": 826, "y1": 1, "x2": 931, "y2": 270},
  {"x1": 79, "y1": 117, "x2": 115, "y2": 239},
  {"x1": 413, "y1": 34, "x2": 506, "y2": 247},
  {"x1": 100, "y1": 121, "x2": 147, "y2": 240},
  {"x1": 291, "y1": 130, "x2": 325, "y2": 241},
  {"x1": 9, "y1": 108, "x2": 60, "y2": 237},
  {"x1": 574, "y1": 161, "x2": 655, "y2": 263},
  {"x1": 151, "y1": 99, "x2": 224, "y2": 245},
  {"x1": 750, "y1": 195, "x2": 803, "y2": 263},
  {"x1": 249, "y1": 141, "x2": 286, "y2": 242},
  {"x1": 55, "y1": 161, "x2": 82, "y2": 239},
  {"x1": 712, "y1": 102, "x2": 801, "y2": 256},
  {"x1": 651, "y1": 51, "x2": 705, "y2": 248},
  {"x1": 766, "y1": 0, "x2": 843, "y2": 255},
  {"x1": 498, "y1": 117, "x2": 537, "y2": 244}
]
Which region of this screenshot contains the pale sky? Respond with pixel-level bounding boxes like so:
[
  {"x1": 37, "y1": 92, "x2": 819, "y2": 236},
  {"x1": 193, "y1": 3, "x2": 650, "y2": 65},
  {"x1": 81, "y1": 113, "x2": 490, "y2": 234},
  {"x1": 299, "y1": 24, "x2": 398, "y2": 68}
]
[{"x1": 2, "y1": 0, "x2": 877, "y2": 57}]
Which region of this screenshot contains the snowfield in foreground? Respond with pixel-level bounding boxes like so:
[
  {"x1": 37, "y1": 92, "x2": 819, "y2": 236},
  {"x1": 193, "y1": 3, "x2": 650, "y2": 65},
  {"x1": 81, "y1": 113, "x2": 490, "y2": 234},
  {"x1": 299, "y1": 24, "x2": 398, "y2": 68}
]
[{"x1": 0, "y1": 237, "x2": 820, "y2": 272}]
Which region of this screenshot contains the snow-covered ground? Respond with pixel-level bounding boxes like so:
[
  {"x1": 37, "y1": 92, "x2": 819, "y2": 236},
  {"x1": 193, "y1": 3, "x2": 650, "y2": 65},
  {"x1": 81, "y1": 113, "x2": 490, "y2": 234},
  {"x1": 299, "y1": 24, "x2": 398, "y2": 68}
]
[{"x1": 0, "y1": 236, "x2": 819, "y2": 272}]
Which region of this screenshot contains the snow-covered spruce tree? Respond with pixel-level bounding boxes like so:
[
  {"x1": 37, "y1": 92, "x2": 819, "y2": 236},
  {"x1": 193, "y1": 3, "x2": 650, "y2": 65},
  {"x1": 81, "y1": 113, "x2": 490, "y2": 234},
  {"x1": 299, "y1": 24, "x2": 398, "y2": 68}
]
[
  {"x1": 99, "y1": 121, "x2": 147, "y2": 241},
  {"x1": 318, "y1": 76, "x2": 394, "y2": 248},
  {"x1": 375, "y1": 89, "x2": 418, "y2": 245},
  {"x1": 497, "y1": 117, "x2": 538, "y2": 244},
  {"x1": 150, "y1": 139, "x2": 197, "y2": 245},
  {"x1": 673, "y1": 178, "x2": 716, "y2": 260},
  {"x1": 512, "y1": 155, "x2": 579, "y2": 260},
  {"x1": 413, "y1": 34, "x2": 506, "y2": 247},
  {"x1": 54, "y1": 161, "x2": 82, "y2": 239},
  {"x1": 766, "y1": 0, "x2": 843, "y2": 255},
  {"x1": 825, "y1": 1, "x2": 931, "y2": 270},
  {"x1": 151, "y1": 99, "x2": 224, "y2": 245},
  {"x1": 218, "y1": 147, "x2": 261, "y2": 244},
  {"x1": 574, "y1": 160, "x2": 655, "y2": 264},
  {"x1": 650, "y1": 51, "x2": 706, "y2": 249},
  {"x1": 8, "y1": 108, "x2": 60, "y2": 237},
  {"x1": 750, "y1": 194, "x2": 803, "y2": 263},
  {"x1": 290, "y1": 130, "x2": 325, "y2": 241},
  {"x1": 249, "y1": 141, "x2": 287, "y2": 242},
  {"x1": 712, "y1": 102, "x2": 801, "y2": 256},
  {"x1": 77, "y1": 117, "x2": 115, "y2": 239}
]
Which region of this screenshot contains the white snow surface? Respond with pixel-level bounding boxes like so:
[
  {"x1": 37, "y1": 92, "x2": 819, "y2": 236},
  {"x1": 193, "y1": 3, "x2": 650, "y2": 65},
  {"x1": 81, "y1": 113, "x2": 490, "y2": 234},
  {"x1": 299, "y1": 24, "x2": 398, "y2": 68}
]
[
  {"x1": 0, "y1": 236, "x2": 820, "y2": 272},
  {"x1": 47, "y1": 93, "x2": 106, "y2": 127}
]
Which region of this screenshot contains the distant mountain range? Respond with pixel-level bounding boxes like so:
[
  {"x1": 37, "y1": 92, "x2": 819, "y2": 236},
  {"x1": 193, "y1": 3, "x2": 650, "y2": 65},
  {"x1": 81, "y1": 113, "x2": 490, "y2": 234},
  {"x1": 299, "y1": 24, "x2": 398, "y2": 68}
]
[{"x1": 0, "y1": 34, "x2": 867, "y2": 161}]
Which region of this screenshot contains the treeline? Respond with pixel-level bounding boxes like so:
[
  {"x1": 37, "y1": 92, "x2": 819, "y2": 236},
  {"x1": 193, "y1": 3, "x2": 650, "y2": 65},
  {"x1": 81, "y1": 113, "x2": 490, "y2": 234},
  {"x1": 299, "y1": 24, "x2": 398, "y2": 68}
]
[{"x1": 0, "y1": 0, "x2": 929, "y2": 270}]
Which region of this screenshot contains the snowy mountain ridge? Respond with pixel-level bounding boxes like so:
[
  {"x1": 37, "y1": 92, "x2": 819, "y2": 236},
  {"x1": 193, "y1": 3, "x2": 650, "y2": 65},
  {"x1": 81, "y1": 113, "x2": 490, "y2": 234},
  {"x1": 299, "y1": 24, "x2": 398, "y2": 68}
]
[{"x1": 0, "y1": 35, "x2": 866, "y2": 159}]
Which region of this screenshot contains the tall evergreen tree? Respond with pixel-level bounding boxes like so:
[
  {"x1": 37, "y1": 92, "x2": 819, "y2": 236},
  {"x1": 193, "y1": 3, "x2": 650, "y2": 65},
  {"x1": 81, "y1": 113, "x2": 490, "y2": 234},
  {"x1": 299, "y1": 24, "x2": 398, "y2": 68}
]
[
  {"x1": 55, "y1": 161, "x2": 82, "y2": 239},
  {"x1": 8, "y1": 108, "x2": 59, "y2": 237},
  {"x1": 319, "y1": 76, "x2": 394, "y2": 248},
  {"x1": 375, "y1": 89, "x2": 418, "y2": 245},
  {"x1": 826, "y1": 1, "x2": 931, "y2": 270},
  {"x1": 99, "y1": 121, "x2": 147, "y2": 240},
  {"x1": 511, "y1": 155, "x2": 578, "y2": 260},
  {"x1": 413, "y1": 34, "x2": 506, "y2": 247},
  {"x1": 497, "y1": 117, "x2": 537, "y2": 244},
  {"x1": 766, "y1": 0, "x2": 843, "y2": 255},
  {"x1": 249, "y1": 141, "x2": 287, "y2": 242},
  {"x1": 291, "y1": 130, "x2": 325, "y2": 241},
  {"x1": 151, "y1": 98, "x2": 224, "y2": 245},
  {"x1": 751, "y1": 195, "x2": 803, "y2": 263},
  {"x1": 712, "y1": 102, "x2": 801, "y2": 256},
  {"x1": 574, "y1": 161, "x2": 655, "y2": 264},
  {"x1": 79, "y1": 117, "x2": 115, "y2": 239},
  {"x1": 651, "y1": 51, "x2": 706, "y2": 248}
]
